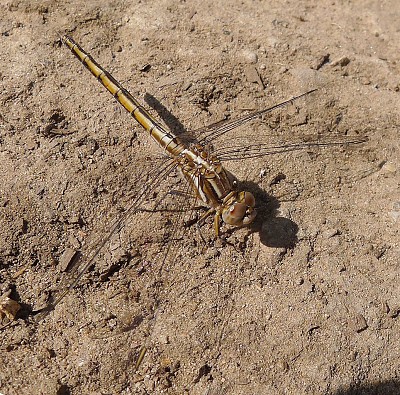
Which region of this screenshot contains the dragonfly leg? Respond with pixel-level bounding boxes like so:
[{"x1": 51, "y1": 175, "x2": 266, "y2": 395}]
[
  {"x1": 214, "y1": 212, "x2": 221, "y2": 238},
  {"x1": 196, "y1": 207, "x2": 217, "y2": 243}
]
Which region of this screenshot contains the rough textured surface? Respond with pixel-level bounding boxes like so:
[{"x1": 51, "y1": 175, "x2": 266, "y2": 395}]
[{"x1": 0, "y1": 1, "x2": 399, "y2": 394}]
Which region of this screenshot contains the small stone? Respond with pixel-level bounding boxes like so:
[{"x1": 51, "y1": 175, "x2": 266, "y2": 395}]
[
  {"x1": 68, "y1": 215, "x2": 83, "y2": 225},
  {"x1": 44, "y1": 207, "x2": 57, "y2": 223},
  {"x1": 381, "y1": 301, "x2": 390, "y2": 314},
  {"x1": 240, "y1": 49, "x2": 258, "y2": 64},
  {"x1": 380, "y1": 161, "x2": 397, "y2": 174},
  {"x1": 350, "y1": 313, "x2": 368, "y2": 333},
  {"x1": 278, "y1": 359, "x2": 289, "y2": 372},
  {"x1": 244, "y1": 65, "x2": 264, "y2": 87},
  {"x1": 371, "y1": 244, "x2": 387, "y2": 259},
  {"x1": 109, "y1": 237, "x2": 121, "y2": 251},
  {"x1": 26, "y1": 138, "x2": 37, "y2": 150},
  {"x1": 388, "y1": 210, "x2": 400, "y2": 222},
  {"x1": 205, "y1": 247, "x2": 219, "y2": 261},
  {"x1": 59, "y1": 248, "x2": 78, "y2": 272},
  {"x1": 321, "y1": 228, "x2": 339, "y2": 239},
  {"x1": 0, "y1": 296, "x2": 21, "y2": 321},
  {"x1": 330, "y1": 56, "x2": 350, "y2": 67},
  {"x1": 312, "y1": 53, "x2": 330, "y2": 70},
  {"x1": 182, "y1": 81, "x2": 192, "y2": 91},
  {"x1": 139, "y1": 64, "x2": 151, "y2": 72},
  {"x1": 389, "y1": 305, "x2": 400, "y2": 319},
  {"x1": 158, "y1": 334, "x2": 169, "y2": 344},
  {"x1": 278, "y1": 66, "x2": 288, "y2": 74},
  {"x1": 360, "y1": 76, "x2": 371, "y2": 85},
  {"x1": 338, "y1": 264, "x2": 346, "y2": 273},
  {"x1": 297, "y1": 277, "x2": 304, "y2": 285},
  {"x1": 68, "y1": 234, "x2": 81, "y2": 249},
  {"x1": 143, "y1": 376, "x2": 155, "y2": 391}
]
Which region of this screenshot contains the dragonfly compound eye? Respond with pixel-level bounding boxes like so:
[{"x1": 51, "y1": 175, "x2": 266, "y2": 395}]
[
  {"x1": 222, "y1": 202, "x2": 247, "y2": 225},
  {"x1": 243, "y1": 191, "x2": 255, "y2": 208},
  {"x1": 222, "y1": 191, "x2": 257, "y2": 226}
]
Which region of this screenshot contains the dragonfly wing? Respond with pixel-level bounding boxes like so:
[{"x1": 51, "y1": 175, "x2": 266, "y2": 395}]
[
  {"x1": 34, "y1": 158, "x2": 178, "y2": 320},
  {"x1": 192, "y1": 89, "x2": 317, "y2": 145},
  {"x1": 215, "y1": 135, "x2": 368, "y2": 161}
]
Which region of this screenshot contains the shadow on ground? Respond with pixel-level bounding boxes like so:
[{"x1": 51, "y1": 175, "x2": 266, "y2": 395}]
[{"x1": 334, "y1": 380, "x2": 400, "y2": 395}]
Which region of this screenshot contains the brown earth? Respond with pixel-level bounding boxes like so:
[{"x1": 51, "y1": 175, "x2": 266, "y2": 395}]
[{"x1": 0, "y1": 0, "x2": 399, "y2": 394}]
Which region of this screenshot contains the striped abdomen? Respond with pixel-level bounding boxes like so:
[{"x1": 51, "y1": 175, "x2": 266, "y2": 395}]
[{"x1": 62, "y1": 35, "x2": 185, "y2": 158}]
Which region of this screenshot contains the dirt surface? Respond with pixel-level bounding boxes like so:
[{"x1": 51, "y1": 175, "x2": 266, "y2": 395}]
[{"x1": 1, "y1": 0, "x2": 399, "y2": 394}]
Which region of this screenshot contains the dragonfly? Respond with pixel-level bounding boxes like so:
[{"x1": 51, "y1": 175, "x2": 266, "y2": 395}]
[{"x1": 34, "y1": 36, "x2": 366, "y2": 319}]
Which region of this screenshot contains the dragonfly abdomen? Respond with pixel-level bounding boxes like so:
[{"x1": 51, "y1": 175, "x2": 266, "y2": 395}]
[{"x1": 62, "y1": 36, "x2": 186, "y2": 157}]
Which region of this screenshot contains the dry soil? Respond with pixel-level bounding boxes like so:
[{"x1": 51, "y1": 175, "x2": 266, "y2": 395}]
[{"x1": 0, "y1": 1, "x2": 399, "y2": 394}]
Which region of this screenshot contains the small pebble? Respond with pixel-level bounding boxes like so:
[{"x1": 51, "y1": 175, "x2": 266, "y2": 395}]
[
  {"x1": 297, "y1": 277, "x2": 304, "y2": 285},
  {"x1": 240, "y1": 49, "x2": 258, "y2": 64},
  {"x1": 389, "y1": 305, "x2": 400, "y2": 319},
  {"x1": 381, "y1": 301, "x2": 390, "y2": 314},
  {"x1": 244, "y1": 65, "x2": 264, "y2": 86},
  {"x1": 68, "y1": 234, "x2": 81, "y2": 249},
  {"x1": 59, "y1": 248, "x2": 78, "y2": 272},
  {"x1": 205, "y1": 247, "x2": 219, "y2": 261},
  {"x1": 360, "y1": 76, "x2": 371, "y2": 85},
  {"x1": 388, "y1": 210, "x2": 400, "y2": 222},
  {"x1": 330, "y1": 56, "x2": 350, "y2": 67},
  {"x1": 312, "y1": 53, "x2": 330, "y2": 70},
  {"x1": 18, "y1": 218, "x2": 28, "y2": 234},
  {"x1": 26, "y1": 138, "x2": 37, "y2": 150},
  {"x1": 350, "y1": 313, "x2": 368, "y2": 333},
  {"x1": 143, "y1": 376, "x2": 155, "y2": 391},
  {"x1": 158, "y1": 334, "x2": 170, "y2": 344},
  {"x1": 0, "y1": 296, "x2": 21, "y2": 321},
  {"x1": 321, "y1": 228, "x2": 339, "y2": 239},
  {"x1": 380, "y1": 161, "x2": 396, "y2": 174},
  {"x1": 68, "y1": 214, "x2": 82, "y2": 225},
  {"x1": 278, "y1": 66, "x2": 288, "y2": 74},
  {"x1": 139, "y1": 64, "x2": 151, "y2": 72},
  {"x1": 279, "y1": 359, "x2": 289, "y2": 372},
  {"x1": 44, "y1": 207, "x2": 57, "y2": 223},
  {"x1": 182, "y1": 81, "x2": 192, "y2": 91}
]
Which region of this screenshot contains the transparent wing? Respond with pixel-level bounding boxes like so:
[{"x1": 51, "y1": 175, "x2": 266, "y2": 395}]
[
  {"x1": 194, "y1": 89, "x2": 317, "y2": 145},
  {"x1": 215, "y1": 135, "x2": 368, "y2": 161},
  {"x1": 184, "y1": 88, "x2": 366, "y2": 162},
  {"x1": 34, "y1": 157, "x2": 178, "y2": 320}
]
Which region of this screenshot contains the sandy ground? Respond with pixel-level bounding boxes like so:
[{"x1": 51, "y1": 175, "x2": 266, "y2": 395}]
[{"x1": 0, "y1": 0, "x2": 399, "y2": 394}]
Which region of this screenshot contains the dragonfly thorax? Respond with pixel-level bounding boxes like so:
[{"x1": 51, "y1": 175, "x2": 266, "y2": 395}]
[{"x1": 177, "y1": 146, "x2": 256, "y2": 229}]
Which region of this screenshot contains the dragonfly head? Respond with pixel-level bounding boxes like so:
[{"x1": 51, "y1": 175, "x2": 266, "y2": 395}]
[{"x1": 222, "y1": 191, "x2": 256, "y2": 227}]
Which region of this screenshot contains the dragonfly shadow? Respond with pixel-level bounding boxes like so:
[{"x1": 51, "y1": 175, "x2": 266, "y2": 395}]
[
  {"x1": 144, "y1": 93, "x2": 195, "y2": 144},
  {"x1": 241, "y1": 180, "x2": 299, "y2": 249}
]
